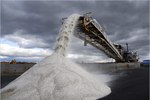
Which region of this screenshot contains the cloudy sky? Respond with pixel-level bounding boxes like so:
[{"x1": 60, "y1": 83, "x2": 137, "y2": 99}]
[{"x1": 1, "y1": 0, "x2": 149, "y2": 63}]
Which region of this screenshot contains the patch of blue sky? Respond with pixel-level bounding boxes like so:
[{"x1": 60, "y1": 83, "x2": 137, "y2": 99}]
[{"x1": 0, "y1": 38, "x2": 18, "y2": 47}]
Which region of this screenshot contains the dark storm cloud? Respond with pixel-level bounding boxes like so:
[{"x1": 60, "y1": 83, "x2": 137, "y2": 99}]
[
  {"x1": 1, "y1": 0, "x2": 149, "y2": 61},
  {"x1": 1, "y1": 1, "x2": 63, "y2": 47}
]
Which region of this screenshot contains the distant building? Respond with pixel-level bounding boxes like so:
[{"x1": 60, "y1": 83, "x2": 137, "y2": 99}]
[{"x1": 141, "y1": 60, "x2": 150, "y2": 67}]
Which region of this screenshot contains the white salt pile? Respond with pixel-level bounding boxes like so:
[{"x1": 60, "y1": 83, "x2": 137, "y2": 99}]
[{"x1": 1, "y1": 14, "x2": 111, "y2": 100}]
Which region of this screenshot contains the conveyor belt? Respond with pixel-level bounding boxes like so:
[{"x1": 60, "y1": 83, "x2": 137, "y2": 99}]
[{"x1": 75, "y1": 15, "x2": 124, "y2": 62}]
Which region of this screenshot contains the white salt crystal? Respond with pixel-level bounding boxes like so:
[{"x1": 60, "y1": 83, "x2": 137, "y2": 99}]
[{"x1": 1, "y1": 14, "x2": 111, "y2": 100}]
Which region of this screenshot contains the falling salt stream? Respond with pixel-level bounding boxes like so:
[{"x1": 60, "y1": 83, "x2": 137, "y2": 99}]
[{"x1": 1, "y1": 14, "x2": 111, "y2": 100}]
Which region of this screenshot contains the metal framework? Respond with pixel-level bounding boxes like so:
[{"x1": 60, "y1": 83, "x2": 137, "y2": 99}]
[{"x1": 74, "y1": 14, "x2": 138, "y2": 62}]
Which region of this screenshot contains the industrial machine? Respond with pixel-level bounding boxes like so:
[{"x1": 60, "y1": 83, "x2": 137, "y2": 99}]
[{"x1": 74, "y1": 13, "x2": 139, "y2": 62}]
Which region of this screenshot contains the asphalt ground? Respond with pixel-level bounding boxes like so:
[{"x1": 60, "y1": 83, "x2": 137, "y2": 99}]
[
  {"x1": 1, "y1": 67, "x2": 149, "y2": 100},
  {"x1": 1, "y1": 75, "x2": 20, "y2": 88},
  {"x1": 98, "y1": 67, "x2": 149, "y2": 100}
]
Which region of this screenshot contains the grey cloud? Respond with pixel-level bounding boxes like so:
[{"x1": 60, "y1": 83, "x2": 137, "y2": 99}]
[
  {"x1": 1, "y1": 0, "x2": 149, "y2": 61},
  {"x1": 3, "y1": 30, "x2": 50, "y2": 48}
]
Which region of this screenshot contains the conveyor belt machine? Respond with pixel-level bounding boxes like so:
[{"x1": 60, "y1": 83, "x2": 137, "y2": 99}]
[{"x1": 74, "y1": 13, "x2": 139, "y2": 62}]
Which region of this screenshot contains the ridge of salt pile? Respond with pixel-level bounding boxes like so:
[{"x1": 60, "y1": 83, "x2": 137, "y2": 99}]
[{"x1": 1, "y1": 14, "x2": 111, "y2": 100}]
